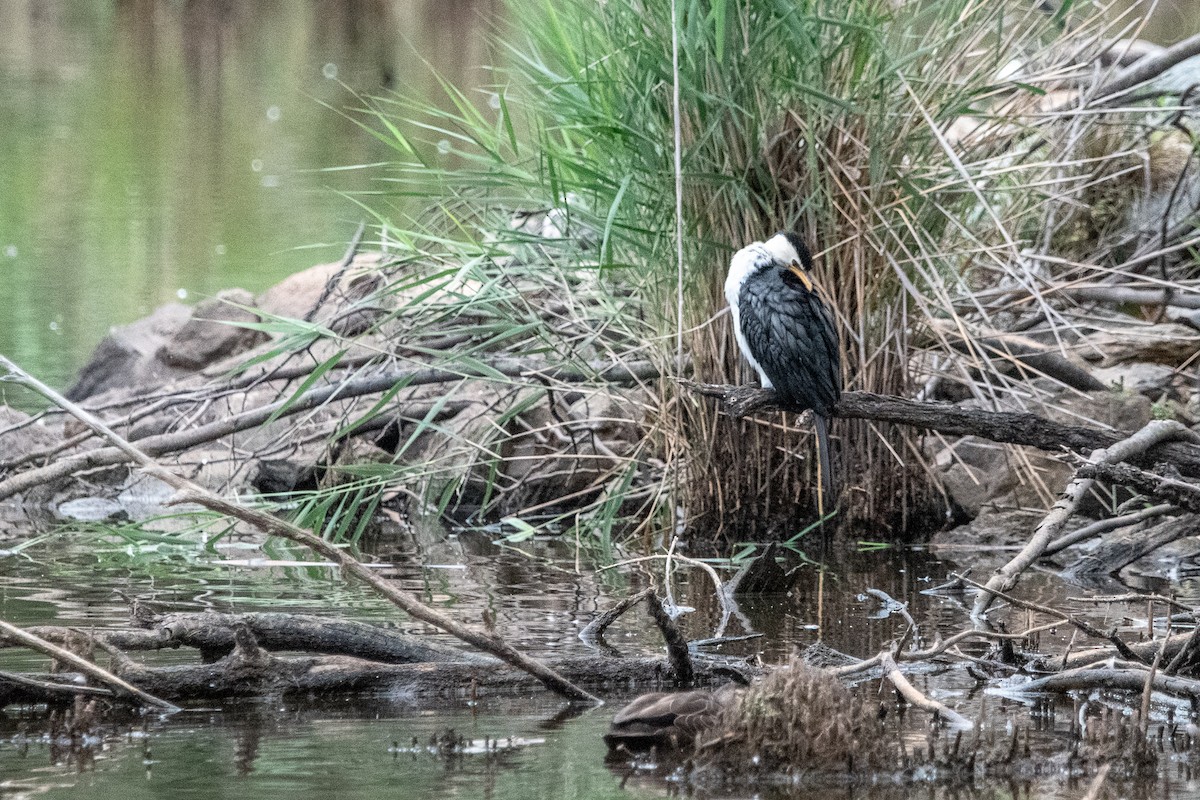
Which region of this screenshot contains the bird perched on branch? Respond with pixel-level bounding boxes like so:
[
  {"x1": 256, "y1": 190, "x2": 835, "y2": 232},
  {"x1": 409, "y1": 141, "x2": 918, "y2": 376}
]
[{"x1": 724, "y1": 232, "x2": 842, "y2": 507}]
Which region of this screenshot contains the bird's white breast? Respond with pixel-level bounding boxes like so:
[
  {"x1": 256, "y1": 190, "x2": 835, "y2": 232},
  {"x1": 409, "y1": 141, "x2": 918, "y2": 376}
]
[{"x1": 724, "y1": 243, "x2": 774, "y2": 389}]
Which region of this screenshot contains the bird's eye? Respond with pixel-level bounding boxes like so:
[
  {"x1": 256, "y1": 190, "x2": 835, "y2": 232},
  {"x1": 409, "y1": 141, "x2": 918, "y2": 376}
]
[{"x1": 790, "y1": 260, "x2": 801, "y2": 270}]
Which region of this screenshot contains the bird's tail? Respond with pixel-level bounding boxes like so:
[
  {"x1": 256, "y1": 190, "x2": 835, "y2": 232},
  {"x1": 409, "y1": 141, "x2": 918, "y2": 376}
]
[{"x1": 814, "y1": 413, "x2": 836, "y2": 517}]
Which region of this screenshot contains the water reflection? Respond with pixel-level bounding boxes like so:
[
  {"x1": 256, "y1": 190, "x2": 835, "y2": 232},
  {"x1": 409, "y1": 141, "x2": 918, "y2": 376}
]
[{"x1": 0, "y1": 0, "x2": 495, "y2": 396}]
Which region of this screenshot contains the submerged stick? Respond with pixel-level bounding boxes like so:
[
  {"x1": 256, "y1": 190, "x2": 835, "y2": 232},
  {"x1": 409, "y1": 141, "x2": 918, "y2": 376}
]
[
  {"x1": 578, "y1": 588, "x2": 653, "y2": 645},
  {"x1": 0, "y1": 354, "x2": 599, "y2": 704},
  {"x1": 647, "y1": 589, "x2": 693, "y2": 686}
]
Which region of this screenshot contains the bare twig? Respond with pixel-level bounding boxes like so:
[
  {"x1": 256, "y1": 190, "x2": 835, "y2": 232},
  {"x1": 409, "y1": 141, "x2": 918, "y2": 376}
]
[
  {"x1": 1140, "y1": 619, "x2": 1170, "y2": 734},
  {"x1": 1068, "y1": 593, "x2": 1194, "y2": 614},
  {"x1": 304, "y1": 221, "x2": 367, "y2": 322},
  {"x1": 954, "y1": 574, "x2": 1142, "y2": 662},
  {"x1": 1045, "y1": 504, "x2": 1177, "y2": 555},
  {"x1": 1080, "y1": 764, "x2": 1112, "y2": 800},
  {"x1": 880, "y1": 652, "x2": 973, "y2": 729},
  {"x1": 600, "y1": 553, "x2": 738, "y2": 639},
  {"x1": 0, "y1": 669, "x2": 114, "y2": 698}
]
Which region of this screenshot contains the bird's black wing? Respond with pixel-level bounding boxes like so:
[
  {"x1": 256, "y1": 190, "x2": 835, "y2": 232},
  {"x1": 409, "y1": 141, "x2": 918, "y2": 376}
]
[{"x1": 738, "y1": 267, "x2": 841, "y2": 414}]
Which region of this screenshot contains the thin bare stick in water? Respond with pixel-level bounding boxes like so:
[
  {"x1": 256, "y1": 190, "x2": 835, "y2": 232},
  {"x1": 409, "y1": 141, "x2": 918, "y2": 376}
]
[{"x1": 880, "y1": 652, "x2": 973, "y2": 729}]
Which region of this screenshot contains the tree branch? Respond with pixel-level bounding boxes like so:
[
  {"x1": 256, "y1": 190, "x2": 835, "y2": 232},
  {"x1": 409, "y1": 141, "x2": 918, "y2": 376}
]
[{"x1": 686, "y1": 383, "x2": 1200, "y2": 476}]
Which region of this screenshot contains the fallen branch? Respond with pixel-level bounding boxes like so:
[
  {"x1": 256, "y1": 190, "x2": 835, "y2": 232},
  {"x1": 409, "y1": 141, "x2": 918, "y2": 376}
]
[
  {"x1": 1062, "y1": 284, "x2": 1200, "y2": 310},
  {"x1": 1094, "y1": 31, "x2": 1200, "y2": 102},
  {"x1": 923, "y1": 321, "x2": 1104, "y2": 392},
  {"x1": 121, "y1": 610, "x2": 486, "y2": 664},
  {"x1": 1075, "y1": 461, "x2": 1200, "y2": 513},
  {"x1": 973, "y1": 419, "x2": 1191, "y2": 618},
  {"x1": 1044, "y1": 503, "x2": 1178, "y2": 556},
  {"x1": 0, "y1": 395, "x2": 466, "y2": 502},
  {"x1": 1061, "y1": 514, "x2": 1200, "y2": 579},
  {"x1": 0, "y1": 652, "x2": 726, "y2": 707},
  {"x1": 1041, "y1": 632, "x2": 1193, "y2": 672},
  {"x1": 0, "y1": 357, "x2": 662, "y2": 502},
  {"x1": 1011, "y1": 665, "x2": 1200, "y2": 702}
]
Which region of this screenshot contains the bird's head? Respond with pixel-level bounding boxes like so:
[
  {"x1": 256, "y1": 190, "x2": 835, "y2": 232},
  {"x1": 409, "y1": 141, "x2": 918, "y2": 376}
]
[{"x1": 763, "y1": 231, "x2": 813, "y2": 272}]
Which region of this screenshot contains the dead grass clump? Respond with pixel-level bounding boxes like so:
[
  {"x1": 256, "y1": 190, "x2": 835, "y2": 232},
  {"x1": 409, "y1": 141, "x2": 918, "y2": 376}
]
[{"x1": 695, "y1": 659, "x2": 893, "y2": 776}]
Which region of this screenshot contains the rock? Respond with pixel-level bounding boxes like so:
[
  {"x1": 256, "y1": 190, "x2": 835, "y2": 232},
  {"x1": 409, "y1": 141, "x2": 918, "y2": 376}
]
[
  {"x1": 931, "y1": 390, "x2": 1152, "y2": 518},
  {"x1": 23, "y1": 251, "x2": 656, "y2": 526},
  {"x1": 1092, "y1": 362, "x2": 1181, "y2": 401},
  {"x1": 1049, "y1": 389, "x2": 1152, "y2": 432},
  {"x1": 256, "y1": 253, "x2": 384, "y2": 321},
  {"x1": 929, "y1": 507, "x2": 1043, "y2": 550},
  {"x1": 252, "y1": 459, "x2": 316, "y2": 495},
  {"x1": 933, "y1": 435, "x2": 1074, "y2": 518},
  {"x1": 66, "y1": 303, "x2": 192, "y2": 400},
  {"x1": 0, "y1": 406, "x2": 61, "y2": 462},
  {"x1": 157, "y1": 289, "x2": 269, "y2": 369},
  {"x1": 68, "y1": 290, "x2": 271, "y2": 401}
]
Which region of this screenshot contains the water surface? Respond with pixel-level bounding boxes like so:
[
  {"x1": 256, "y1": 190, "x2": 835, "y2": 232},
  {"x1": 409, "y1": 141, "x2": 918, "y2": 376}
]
[
  {"x1": 3, "y1": 529, "x2": 1200, "y2": 798},
  {"x1": 0, "y1": 0, "x2": 495, "y2": 397}
]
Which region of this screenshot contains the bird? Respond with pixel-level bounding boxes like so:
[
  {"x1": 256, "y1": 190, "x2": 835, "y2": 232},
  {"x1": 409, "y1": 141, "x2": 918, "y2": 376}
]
[
  {"x1": 724, "y1": 232, "x2": 842, "y2": 507},
  {"x1": 602, "y1": 685, "x2": 739, "y2": 755}
]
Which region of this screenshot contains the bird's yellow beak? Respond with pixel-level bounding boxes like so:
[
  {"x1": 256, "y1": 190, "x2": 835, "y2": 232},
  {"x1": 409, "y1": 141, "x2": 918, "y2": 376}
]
[{"x1": 788, "y1": 260, "x2": 813, "y2": 291}]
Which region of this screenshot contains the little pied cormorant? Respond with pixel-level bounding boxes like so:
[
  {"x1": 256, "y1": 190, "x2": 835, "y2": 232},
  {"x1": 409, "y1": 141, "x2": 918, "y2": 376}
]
[{"x1": 725, "y1": 232, "x2": 842, "y2": 503}]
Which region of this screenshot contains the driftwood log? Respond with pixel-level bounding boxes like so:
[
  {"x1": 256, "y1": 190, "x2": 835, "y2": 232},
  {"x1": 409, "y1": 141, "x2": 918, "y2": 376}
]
[
  {"x1": 0, "y1": 613, "x2": 747, "y2": 707},
  {"x1": 0, "y1": 611, "x2": 488, "y2": 665}
]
